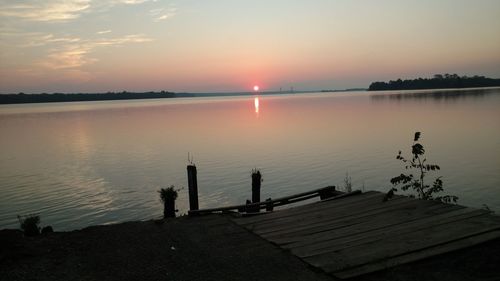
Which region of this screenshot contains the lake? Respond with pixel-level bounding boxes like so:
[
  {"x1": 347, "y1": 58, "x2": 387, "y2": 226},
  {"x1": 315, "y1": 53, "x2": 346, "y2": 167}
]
[{"x1": 1, "y1": 88, "x2": 499, "y2": 230}]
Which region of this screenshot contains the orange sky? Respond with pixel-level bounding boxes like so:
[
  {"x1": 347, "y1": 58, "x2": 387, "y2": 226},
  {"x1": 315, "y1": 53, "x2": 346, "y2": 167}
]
[{"x1": 1, "y1": 0, "x2": 500, "y2": 93}]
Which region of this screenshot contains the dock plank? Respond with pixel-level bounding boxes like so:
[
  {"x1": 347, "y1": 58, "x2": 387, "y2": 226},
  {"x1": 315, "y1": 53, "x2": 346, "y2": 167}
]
[
  {"x1": 305, "y1": 214, "x2": 500, "y2": 272},
  {"x1": 228, "y1": 191, "x2": 500, "y2": 279},
  {"x1": 334, "y1": 230, "x2": 500, "y2": 279},
  {"x1": 272, "y1": 204, "x2": 463, "y2": 247},
  {"x1": 258, "y1": 199, "x2": 450, "y2": 244},
  {"x1": 248, "y1": 195, "x2": 413, "y2": 234},
  {"x1": 257, "y1": 198, "x2": 450, "y2": 238},
  {"x1": 289, "y1": 208, "x2": 488, "y2": 257}
]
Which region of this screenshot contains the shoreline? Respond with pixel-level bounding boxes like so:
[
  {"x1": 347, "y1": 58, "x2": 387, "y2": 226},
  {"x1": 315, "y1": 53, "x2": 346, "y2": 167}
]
[{"x1": 2, "y1": 86, "x2": 499, "y2": 106}]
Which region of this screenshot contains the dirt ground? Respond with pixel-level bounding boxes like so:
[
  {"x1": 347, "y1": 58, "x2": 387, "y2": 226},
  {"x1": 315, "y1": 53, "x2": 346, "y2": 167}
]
[{"x1": 0, "y1": 215, "x2": 334, "y2": 281}]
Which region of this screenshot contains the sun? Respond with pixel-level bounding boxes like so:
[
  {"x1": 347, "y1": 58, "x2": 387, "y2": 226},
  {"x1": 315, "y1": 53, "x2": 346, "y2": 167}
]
[{"x1": 253, "y1": 85, "x2": 259, "y2": 92}]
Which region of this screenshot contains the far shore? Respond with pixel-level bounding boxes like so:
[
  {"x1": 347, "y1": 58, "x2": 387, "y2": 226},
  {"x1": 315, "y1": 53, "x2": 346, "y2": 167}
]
[
  {"x1": 0, "y1": 88, "x2": 367, "y2": 105},
  {"x1": 3, "y1": 85, "x2": 500, "y2": 105}
]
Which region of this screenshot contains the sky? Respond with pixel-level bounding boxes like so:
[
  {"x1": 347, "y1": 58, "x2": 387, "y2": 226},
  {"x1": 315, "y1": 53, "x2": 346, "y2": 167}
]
[{"x1": 1, "y1": 0, "x2": 500, "y2": 93}]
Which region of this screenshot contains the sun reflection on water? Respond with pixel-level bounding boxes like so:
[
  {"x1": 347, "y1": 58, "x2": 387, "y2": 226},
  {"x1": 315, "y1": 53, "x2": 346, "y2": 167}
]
[{"x1": 254, "y1": 96, "x2": 259, "y2": 114}]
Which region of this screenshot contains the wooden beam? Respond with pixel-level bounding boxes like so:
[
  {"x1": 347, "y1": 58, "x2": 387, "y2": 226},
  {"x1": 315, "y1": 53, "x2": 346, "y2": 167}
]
[{"x1": 188, "y1": 186, "x2": 350, "y2": 216}]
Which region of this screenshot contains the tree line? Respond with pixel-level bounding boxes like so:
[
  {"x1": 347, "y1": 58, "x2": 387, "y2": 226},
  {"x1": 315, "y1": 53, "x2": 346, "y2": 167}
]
[
  {"x1": 368, "y1": 74, "x2": 500, "y2": 91},
  {"x1": 0, "y1": 91, "x2": 184, "y2": 104}
]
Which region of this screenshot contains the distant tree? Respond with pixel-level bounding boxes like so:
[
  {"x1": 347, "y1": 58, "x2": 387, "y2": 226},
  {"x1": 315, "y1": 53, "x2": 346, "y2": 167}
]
[{"x1": 368, "y1": 74, "x2": 500, "y2": 91}]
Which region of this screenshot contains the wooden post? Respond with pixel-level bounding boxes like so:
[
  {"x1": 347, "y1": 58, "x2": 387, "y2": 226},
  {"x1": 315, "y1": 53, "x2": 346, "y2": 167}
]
[
  {"x1": 251, "y1": 170, "x2": 262, "y2": 213},
  {"x1": 187, "y1": 165, "x2": 199, "y2": 211}
]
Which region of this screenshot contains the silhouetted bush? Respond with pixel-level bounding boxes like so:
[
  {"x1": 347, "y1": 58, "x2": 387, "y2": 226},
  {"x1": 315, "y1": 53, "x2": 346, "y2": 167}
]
[
  {"x1": 386, "y1": 132, "x2": 458, "y2": 203},
  {"x1": 41, "y1": 226, "x2": 54, "y2": 234},
  {"x1": 17, "y1": 214, "x2": 41, "y2": 237}
]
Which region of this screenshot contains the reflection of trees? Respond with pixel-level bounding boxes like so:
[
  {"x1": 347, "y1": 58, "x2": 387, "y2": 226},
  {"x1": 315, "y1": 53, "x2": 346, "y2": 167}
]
[
  {"x1": 369, "y1": 74, "x2": 500, "y2": 91},
  {"x1": 370, "y1": 88, "x2": 498, "y2": 102}
]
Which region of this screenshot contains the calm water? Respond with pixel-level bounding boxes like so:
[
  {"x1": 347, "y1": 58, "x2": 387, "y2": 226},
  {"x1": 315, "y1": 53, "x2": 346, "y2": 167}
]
[{"x1": 1, "y1": 88, "x2": 499, "y2": 230}]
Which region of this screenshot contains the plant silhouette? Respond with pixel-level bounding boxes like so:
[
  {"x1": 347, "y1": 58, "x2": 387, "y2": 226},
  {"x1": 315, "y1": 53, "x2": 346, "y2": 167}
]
[
  {"x1": 387, "y1": 132, "x2": 458, "y2": 203},
  {"x1": 158, "y1": 185, "x2": 179, "y2": 218},
  {"x1": 18, "y1": 214, "x2": 40, "y2": 236}
]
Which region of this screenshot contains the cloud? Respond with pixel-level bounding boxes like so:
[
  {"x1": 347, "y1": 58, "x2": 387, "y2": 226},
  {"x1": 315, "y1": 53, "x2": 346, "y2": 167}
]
[
  {"x1": 40, "y1": 45, "x2": 94, "y2": 69},
  {"x1": 150, "y1": 6, "x2": 177, "y2": 22},
  {"x1": 38, "y1": 34, "x2": 153, "y2": 69},
  {"x1": 1, "y1": 17, "x2": 153, "y2": 68},
  {"x1": 0, "y1": 31, "x2": 81, "y2": 47},
  {"x1": 92, "y1": 34, "x2": 153, "y2": 46},
  {"x1": 1, "y1": 31, "x2": 152, "y2": 70},
  {"x1": 0, "y1": 0, "x2": 91, "y2": 21},
  {"x1": 0, "y1": 0, "x2": 159, "y2": 22},
  {"x1": 119, "y1": 0, "x2": 149, "y2": 4},
  {"x1": 1, "y1": 0, "x2": 164, "y2": 82}
]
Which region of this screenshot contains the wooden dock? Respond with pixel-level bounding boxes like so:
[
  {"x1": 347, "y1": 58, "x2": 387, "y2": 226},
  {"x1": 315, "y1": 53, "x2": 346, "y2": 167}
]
[{"x1": 229, "y1": 190, "x2": 500, "y2": 279}]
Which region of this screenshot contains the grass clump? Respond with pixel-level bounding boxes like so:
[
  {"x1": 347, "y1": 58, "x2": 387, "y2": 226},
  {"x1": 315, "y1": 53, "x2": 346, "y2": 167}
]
[
  {"x1": 343, "y1": 172, "x2": 353, "y2": 193},
  {"x1": 158, "y1": 185, "x2": 179, "y2": 203},
  {"x1": 17, "y1": 214, "x2": 41, "y2": 237}
]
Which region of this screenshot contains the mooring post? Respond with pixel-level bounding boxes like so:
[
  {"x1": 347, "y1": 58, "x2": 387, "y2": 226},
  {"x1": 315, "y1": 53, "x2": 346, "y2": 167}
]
[
  {"x1": 251, "y1": 170, "x2": 262, "y2": 213},
  {"x1": 187, "y1": 165, "x2": 199, "y2": 211}
]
